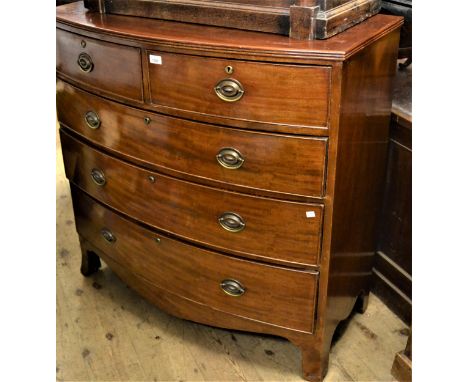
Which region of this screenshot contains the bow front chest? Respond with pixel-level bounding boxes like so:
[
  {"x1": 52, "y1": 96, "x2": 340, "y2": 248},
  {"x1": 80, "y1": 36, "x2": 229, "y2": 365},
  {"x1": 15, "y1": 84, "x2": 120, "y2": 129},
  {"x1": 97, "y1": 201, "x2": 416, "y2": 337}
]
[{"x1": 56, "y1": 3, "x2": 402, "y2": 380}]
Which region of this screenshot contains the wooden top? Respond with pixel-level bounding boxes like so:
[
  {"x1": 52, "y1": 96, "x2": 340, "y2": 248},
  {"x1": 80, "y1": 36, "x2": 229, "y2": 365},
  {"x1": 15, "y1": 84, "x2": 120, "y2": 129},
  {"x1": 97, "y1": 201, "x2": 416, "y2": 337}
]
[{"x1": 57, "y1": 2, "x2": 403, "y2": 61}]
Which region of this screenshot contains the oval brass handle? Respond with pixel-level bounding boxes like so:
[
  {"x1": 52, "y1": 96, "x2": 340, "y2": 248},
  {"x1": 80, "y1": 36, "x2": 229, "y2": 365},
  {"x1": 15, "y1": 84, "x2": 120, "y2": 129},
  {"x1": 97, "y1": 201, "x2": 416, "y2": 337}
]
[
  {"x1": 77, "y1": 52, "x2": 94, "y2": 73},
  {"x1": 90, "y1": 168, "x2": 106, "y2": 186},
  {"x1": 218, "y1": 212, "x2": 245, "y2": 232},
  {"x1": 214, "y1": 78, "x2": 244, "y2": 102},
  {"x1": 216, "y1": 148, "x2": 244, "y2": 169},
  {"x1": 220, "y1": 279, "x2": 245, "y2": 297},
  {"x1": 101, "y1": 228, "x2": 116, "y2": 244},
  {"x1": 84, "y1": 111, "x2": 101, "y2": 129}
]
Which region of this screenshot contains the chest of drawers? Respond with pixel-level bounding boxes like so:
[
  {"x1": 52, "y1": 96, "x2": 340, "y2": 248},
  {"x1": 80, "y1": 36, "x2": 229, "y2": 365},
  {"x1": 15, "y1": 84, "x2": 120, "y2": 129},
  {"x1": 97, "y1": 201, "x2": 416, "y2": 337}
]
[{"x1": 56, "y1": 3, "x2": 402, "y2": 381}]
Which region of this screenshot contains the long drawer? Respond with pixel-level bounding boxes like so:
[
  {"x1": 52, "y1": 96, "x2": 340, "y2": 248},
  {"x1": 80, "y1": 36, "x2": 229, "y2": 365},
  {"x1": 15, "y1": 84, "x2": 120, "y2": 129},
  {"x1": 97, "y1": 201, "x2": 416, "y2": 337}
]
[
  {"x1": 61, "y1": 129, "x2": 323, "y2": 267},
  {"x1": 56, "y1": 28, "x2": 143, "y2": 102},
  {"x1": 147, "y1": 51, "x2": 331, "y2": 129},
  {"x1": 72, "y1": 187, "x2": 318, "y2": 332},
  {"x1": 57, "y1": 80, "x2": 327, "y2": 199}
]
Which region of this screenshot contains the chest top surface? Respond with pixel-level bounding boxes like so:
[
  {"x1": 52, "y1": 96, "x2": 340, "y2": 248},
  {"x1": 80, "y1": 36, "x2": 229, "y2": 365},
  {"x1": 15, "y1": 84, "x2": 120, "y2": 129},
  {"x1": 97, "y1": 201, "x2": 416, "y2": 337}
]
[{"x1": 57, "y1": 2, "x2": 402, "y2": 61}]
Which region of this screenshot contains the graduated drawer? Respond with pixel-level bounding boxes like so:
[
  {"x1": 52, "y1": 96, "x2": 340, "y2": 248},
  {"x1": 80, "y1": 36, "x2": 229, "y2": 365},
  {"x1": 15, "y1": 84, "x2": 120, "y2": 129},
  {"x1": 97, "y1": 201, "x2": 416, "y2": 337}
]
[
  {"x1": 147, "y1": 51, "x2": 331, "y2": 129},
  {"x1": 72, "y1": 187, "x2": 318, "y2": 333},
  {"x1": 57, "y1": 81, "x2": 327, "y2": 199},
  {"x1": 61, "y1": 130, "x2": 323, "y2": 267},
  {"x1": 56, "y1": 28, "x2": 143, "y2": 102}
]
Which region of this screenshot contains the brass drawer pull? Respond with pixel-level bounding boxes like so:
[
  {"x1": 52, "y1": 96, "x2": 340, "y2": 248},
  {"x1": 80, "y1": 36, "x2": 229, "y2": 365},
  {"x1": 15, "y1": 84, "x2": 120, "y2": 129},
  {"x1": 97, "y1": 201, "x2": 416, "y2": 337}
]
[
  {"x1": 214, "y1": 78, "x2": 244, "y2": 102},
  {"x1": 90, "y1": 168, "x2": 106, "y2": 186},
  {"x1": 216, "y1": 148, "x2": 244, "y2": 169},
  {"x1": 220, "y1": 279, "x2": 245, "y2": 297},
  {"x1": 218, "y1": 212, "x2": 245, "y2": 232},
  {"x1": 101, "y1": 228, "x2": 116, "y2": 243},
  {"x1": 77, "y1": 52, "x2": 94, "y2": 73},
  {"x1": 84, "y1": 111, "x2": 101, "y2": 129}
]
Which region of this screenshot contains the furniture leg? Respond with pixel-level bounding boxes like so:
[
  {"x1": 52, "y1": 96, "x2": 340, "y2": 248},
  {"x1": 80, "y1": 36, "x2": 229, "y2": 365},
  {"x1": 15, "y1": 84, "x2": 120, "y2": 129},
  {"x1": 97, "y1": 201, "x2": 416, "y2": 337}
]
[
  {"x1": 354, "y1": 291, "x2": 370, "y2": 314},
  {"x1": 291, "y1": 336, "x2": 329, "y2": 382},
  {"x1": 79, "y1": 237, "x2": 101, "y2": 276}
]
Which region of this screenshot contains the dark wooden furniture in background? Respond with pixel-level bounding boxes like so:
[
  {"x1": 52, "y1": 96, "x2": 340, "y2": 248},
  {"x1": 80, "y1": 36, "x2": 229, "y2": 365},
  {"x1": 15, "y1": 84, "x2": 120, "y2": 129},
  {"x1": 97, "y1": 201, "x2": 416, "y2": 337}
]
[
  {"x1": 83, "y1": 0, "x2": 382, "y2": 40},
  {"x1": 381, "y1": 0, "x2": 411, "y2": 67},
  {"x1": 373, "y1": 63, "x2": 411, "y2": 325},
  {"x1": 56, "y1": 3, "x2": 402, "y2": 381},
  {"x1": 56, "y1": 0, "x2": 79, "y2": 6}
]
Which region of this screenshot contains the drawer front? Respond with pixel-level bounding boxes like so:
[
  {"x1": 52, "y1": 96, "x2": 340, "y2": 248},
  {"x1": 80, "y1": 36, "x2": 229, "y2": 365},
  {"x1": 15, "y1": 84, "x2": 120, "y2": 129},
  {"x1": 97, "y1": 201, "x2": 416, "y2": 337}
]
[
  {"x1": 147, "y1": 51, "x2": 331, "y2": 128},
  {"x1": 72, "y1": 187, "x2": 318, "y2": 333},
  {"x1": 57, "y1": 81, "x2": 327, "y2": 198},
  {"x1": 56, "y1": 28, "x2": 143, "y2": 102},
  {"x1": 61, "y1": 130, "x2": 323, "y2": 266}
]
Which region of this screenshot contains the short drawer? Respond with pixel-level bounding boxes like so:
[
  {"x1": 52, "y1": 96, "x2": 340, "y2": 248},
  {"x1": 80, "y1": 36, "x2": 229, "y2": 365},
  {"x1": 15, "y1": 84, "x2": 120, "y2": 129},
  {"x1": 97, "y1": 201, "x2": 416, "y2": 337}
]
[
  {"x1": 147, "y1": 51, "x2": 331, "y2": 129},
  {"x1": 56, "y1": 28, "x2": 143, "y2": 102},
  {"x1": 72, "y1": 187, "x2": 318, "y2": 333},
  {"x1": 61, "y1": 130, "x2": 323, "y2": 267},
  {"x1": 57, "y1": 81, "x2": 327, "y2": 198}
]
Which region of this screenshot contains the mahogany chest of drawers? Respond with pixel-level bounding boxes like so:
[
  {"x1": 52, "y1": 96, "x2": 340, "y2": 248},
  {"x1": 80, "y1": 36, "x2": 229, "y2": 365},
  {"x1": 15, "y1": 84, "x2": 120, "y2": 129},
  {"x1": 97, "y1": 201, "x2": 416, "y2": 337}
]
[{"x1": 56, "y1": 3, "x2": 402, "y2": 381}]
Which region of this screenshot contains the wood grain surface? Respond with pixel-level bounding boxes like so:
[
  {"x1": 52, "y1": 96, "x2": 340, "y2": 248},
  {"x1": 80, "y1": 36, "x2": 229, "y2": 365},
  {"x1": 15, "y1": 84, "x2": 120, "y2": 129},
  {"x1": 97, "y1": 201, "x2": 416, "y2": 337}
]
[
  {"x1": 56, "y1": 5, "x2": 404, "y2": 381},
  {"x1": 146, "y1": 51, "x2": 330, "y2": 128},
  {"x1": 57, "y1": 147, "x2": 410, "y2": 382},
  {"x1": 81, "y1": 0, "x2": 381, "y2": 40},
  {"x1": 321, "y1": 27, "x2": 401, "y2": 353},
  {"x1": 60, "y1": 129, "x2": 324, "y2": 267},
  {"x1": 56, "y1": 28, "x2": 144, "y2": 102},
  {"x1": 56, "y1": 80, "x2": 328, "y2": 200},
  {"x1": 73, "y1": 187, "x2": 319, "y2": 332},
  {"x1": 57, "y1": 2, "x2": 403, "y2": 62},
  {"x1": 57, "y1": 125, "x2": 409, "y2": 382}
]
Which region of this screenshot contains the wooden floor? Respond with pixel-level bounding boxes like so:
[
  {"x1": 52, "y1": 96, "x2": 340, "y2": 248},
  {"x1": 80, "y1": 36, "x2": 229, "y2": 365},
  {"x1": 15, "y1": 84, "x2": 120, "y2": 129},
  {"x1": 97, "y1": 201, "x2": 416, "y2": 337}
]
[{"x1": 56, "y1": 133, "x2": 409, "y2": 382}]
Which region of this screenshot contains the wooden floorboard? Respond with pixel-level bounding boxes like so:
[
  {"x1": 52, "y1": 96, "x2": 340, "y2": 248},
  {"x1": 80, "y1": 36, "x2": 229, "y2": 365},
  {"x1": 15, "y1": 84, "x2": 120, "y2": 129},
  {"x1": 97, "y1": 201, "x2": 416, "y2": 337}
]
[{"x1": 56, "y1": 128, "x2": 409, "y2": 382}]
